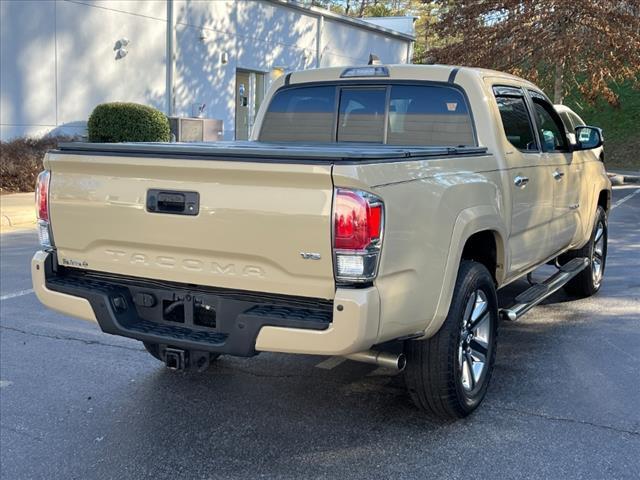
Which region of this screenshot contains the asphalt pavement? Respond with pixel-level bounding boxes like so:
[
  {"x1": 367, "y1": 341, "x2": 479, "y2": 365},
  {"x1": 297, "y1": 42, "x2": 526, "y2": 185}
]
[{"x1": 1, "y1": 187, "x2": 639, "y2": 479}]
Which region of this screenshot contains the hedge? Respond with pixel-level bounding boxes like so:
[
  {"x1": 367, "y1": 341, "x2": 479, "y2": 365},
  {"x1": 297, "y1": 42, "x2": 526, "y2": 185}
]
[
  {"x1": 87, "y1": 102, "x2": 170, "y2": 143},
  {"x1": 0, "y1": 136, "x2": 72, "y2": 193}
]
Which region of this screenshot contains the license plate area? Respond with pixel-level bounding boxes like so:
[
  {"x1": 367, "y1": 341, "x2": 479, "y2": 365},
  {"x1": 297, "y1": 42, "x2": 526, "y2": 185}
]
[{"x1": 132, "y1": 290, "x2": 221, "y2": 331}]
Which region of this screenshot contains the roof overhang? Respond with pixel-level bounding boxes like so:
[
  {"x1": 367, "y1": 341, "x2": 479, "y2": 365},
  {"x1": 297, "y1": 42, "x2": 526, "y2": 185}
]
[{"x1": 267, "y1": 0, "x2": 416, "y2": 42}]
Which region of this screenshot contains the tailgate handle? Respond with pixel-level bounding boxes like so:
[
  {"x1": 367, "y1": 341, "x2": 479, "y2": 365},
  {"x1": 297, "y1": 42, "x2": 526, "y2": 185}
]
[
  {"x1": 158, "y1": 192, "x2": 185, "y2": 210},
  {"x1": 147, "y1": 189, "x2": 199, "y2": 216}
]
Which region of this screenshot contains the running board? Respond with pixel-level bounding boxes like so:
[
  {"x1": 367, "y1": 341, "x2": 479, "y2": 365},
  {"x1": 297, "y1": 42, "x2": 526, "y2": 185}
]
[{"x1": 500, "y1": 257, "x2": 589, "y2": 321}]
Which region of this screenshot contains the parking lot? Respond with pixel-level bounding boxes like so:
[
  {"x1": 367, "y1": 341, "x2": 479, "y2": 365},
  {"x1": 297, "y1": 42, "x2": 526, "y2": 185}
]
[{"x1": 1, "y1": 186, "x2": 639, "y2": 479}]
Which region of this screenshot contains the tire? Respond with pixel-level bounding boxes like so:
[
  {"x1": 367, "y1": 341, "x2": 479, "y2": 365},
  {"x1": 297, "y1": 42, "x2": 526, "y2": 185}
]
[
  {"x1": 561, "y1": 206, "x2": 607, "y2": 298},
  {"x1": 142, "y1": 342, "x2": 220, "y2": 364},
  {"x1": 404, "y1": 260, "x2": 499, "y2": 420}
]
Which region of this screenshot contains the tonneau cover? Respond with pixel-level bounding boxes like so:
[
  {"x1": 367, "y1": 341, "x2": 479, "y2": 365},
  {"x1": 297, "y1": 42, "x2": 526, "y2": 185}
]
[{"x1": 56, "y1": 141, "x2": 487, "y2": 162}]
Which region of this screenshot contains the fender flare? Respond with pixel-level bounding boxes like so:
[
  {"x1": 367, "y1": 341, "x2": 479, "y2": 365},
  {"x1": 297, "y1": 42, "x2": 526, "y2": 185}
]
[{"x1": 420, "y1": 204, "x2": 508, "y2": 339}]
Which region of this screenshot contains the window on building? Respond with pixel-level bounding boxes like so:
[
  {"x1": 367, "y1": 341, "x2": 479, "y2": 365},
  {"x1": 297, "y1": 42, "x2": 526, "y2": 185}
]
[{"x1": 495, "y1": 96, "x2": 537, "y2": 151}]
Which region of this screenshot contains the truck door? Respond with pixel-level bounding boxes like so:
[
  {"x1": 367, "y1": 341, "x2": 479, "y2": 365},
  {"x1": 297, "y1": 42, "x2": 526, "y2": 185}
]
[
  {"x1": 528, "y1": 92, "x2": 581, "y2": 253},
  {"x1": 493, "y1": 87, "x2": 555, "y2": 275},
  {"x1": 235, "y1": 70, "x2": 265, "y2": 140}
]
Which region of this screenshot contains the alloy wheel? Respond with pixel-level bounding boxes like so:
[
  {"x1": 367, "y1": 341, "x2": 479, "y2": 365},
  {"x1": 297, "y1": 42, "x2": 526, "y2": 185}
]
[
  {"x1": 592, "y1": 220, "x2": 605, "y2": 287},
  {"x1": 458, "y1": 290, "x2": 492, "y2": 393}
]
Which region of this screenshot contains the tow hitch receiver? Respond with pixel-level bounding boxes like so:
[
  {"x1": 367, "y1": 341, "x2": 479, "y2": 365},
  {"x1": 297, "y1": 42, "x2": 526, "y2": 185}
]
[
  {"x1": 162, "y1": 347, "x2": 211, "y2": 372},
  {"x1": 164, "y1": 348, "x2": 186, "y2": 371}
]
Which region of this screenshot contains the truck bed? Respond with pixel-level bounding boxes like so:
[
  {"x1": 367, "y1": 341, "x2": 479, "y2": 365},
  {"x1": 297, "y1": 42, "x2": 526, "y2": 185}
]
[{"x1": 45, "y1": 140, "x2": 488, "y2": 301}]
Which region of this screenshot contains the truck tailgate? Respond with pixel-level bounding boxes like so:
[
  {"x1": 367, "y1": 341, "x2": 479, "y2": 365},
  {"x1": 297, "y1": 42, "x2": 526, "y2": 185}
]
[{"x1": 45, "y1": 152, "x2": 336, "y2": 300}]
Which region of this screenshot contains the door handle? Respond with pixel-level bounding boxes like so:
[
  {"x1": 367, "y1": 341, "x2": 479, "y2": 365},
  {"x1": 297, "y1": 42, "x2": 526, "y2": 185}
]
[
  {"x1": 553, "y1": 170, "x2": 565, "y2": 180},
  {"x1": 514, "y1": 175, "x2": 529, "y2": 188}
]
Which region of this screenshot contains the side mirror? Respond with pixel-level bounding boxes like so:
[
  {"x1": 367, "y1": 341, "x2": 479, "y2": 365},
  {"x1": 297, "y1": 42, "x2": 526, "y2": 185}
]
[{"x1": 574, "y1": 126, "x2": 603, "y2": 150}]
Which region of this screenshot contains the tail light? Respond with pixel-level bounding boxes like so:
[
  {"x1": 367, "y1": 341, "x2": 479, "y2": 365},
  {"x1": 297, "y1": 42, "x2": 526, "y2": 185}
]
[
  {"x1": 333, "y1": 188, "x2": 384, "y2": 283},
  {"x1": 35, "y1": 170, "x2": 53, "y2": 247}
]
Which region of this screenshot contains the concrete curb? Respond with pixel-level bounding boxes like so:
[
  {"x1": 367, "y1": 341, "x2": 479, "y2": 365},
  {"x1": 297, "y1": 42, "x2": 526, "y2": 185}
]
[
  {"x1": 608, "y1": 172, "x2": 640, "y2": 186},
  {"x1": 1, "y1": 212, "x2": 36, "y2": 227},
  {"x1": 0, "y1": 192, "x2": 36, "y2": 230},
  {"x1": 621, "y1": 175, "x2": 640, "y2": 184}
]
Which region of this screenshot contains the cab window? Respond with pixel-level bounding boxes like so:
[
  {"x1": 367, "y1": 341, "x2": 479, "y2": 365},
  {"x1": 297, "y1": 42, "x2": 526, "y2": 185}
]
[
  {"x1": 494, "y1": 95, "x2": 537, "y2": 151},
  {"x1": 531, "y1": 98, "x2": 569, "y2": 152},
  {"x1": 259, "y1": 83, "x2": 476, "y2": 146},
  {"x1": 337, "y1": 88, "x2": 386, "y2": 143},
  {"x1": 259, "y1": 86, "x2": 336, "y2": 143},
  {"x1": 386, "y1": 85, "x2": 475, "y2": 146}
]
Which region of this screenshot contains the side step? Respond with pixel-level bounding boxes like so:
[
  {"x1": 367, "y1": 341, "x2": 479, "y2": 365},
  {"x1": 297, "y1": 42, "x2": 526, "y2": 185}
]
[{"x1": 500, "y1": 257, "x2": 589, "y2": 321}]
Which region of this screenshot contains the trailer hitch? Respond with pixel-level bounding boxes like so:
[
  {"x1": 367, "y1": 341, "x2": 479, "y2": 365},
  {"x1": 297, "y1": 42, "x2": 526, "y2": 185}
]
[{"x1": 162, "y1": 347, "x2": 211, "y2": 372}]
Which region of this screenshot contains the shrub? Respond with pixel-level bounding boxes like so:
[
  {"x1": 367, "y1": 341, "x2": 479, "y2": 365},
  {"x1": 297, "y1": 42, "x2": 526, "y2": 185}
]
[
  {"x1": 87, "y1": 102, "x2": 170, "y2": 143},
  {"x1": 0, "y1": 135, "x2": 73, "y2": 193}
]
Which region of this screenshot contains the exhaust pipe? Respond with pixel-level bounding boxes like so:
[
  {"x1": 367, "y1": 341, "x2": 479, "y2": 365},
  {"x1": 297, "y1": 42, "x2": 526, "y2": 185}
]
[{"x1": 345, "y1": 350, "x2": 406, "y2": 371}]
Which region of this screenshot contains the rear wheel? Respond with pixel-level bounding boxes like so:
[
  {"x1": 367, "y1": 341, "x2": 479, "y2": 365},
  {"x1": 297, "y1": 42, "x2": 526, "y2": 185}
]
[
  {"x1": 404, "y1": 261, "x2": 498, "y2": 420},
  {"x1": 562, "y1": 206, "x2": 607, "y2": 297}
]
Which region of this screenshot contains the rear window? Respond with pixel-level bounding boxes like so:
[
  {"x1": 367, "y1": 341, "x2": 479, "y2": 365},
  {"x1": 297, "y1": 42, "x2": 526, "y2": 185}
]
[
  {"x1": 259, "y1": 86, "x2": 336, "y2": 143},
  {"x1": 387, "y1": 85, "x2": 474, "y2": 146},
  {"x1": 337, "y1": 88, "x2": 387, "y2": 143},
  {"x1": 258, "y1": 84, "x2": 475, "y2": 146}
]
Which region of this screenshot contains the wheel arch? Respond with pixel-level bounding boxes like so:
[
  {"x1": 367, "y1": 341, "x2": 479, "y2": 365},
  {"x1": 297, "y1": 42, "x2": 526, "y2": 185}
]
[
  {"x1": 460, "y1": 230, "x2": 506, "y2": 285},
  {"x1": 420, "y1": 205, "x2": 507, "y2": 339},
  {"x1": 598, "y1": 189, "x2": 611, "y2": 213}
]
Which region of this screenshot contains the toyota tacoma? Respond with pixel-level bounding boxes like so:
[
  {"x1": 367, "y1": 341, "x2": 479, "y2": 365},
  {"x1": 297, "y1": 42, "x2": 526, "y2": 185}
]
[{"x1": 32, "y1": 65, "x2": 611, "y2": 419}]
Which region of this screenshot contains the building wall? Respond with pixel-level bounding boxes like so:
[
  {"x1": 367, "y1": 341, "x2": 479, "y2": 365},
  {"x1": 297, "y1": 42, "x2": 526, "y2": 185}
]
[
  {"x1": 320, "y1": 17, "x2": 410, "y2": 67},
  {"x1": 0, "y1": 0, "x2": 413, "y2": 141},
  {"x1": 1, "y1": 0, "x2": 168, "y2": 140}
]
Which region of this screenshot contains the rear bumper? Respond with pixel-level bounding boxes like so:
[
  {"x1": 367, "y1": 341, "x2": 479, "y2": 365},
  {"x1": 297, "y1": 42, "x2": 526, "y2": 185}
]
[{"x1": 31, "y1": 251, "x2": 380, "y2": 357}]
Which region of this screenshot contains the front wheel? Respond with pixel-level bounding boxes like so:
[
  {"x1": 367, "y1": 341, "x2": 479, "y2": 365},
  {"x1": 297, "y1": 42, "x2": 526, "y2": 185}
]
[
  {"x1": 404, "y1": 260, "x2": 498, "y2": 420},
  {"x1": 562, "y1": 206, "x2": 608, "y2": 298}
]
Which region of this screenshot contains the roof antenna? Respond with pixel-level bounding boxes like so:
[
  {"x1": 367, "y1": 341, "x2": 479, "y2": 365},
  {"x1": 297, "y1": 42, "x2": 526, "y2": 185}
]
[{"x1": 368, "y1": 54, "x2": 381, "y2": 65}]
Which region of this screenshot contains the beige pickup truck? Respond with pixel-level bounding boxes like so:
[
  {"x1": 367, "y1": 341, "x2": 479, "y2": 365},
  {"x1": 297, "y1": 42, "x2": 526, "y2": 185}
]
[{"x1": 32, "y1": 65, "x2": 610, "y2": 419}]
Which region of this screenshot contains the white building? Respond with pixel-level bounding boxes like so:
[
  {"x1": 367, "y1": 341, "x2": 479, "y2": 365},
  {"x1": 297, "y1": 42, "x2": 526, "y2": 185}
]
[{"x1": 0, "y1": 0, "x2": 414, "y2": 141}]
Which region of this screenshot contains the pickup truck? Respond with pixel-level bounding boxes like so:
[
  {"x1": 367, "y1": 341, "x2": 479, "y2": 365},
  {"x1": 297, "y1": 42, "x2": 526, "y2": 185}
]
[{"x1": 32, "y1": 65, "x2": 610, "y2": 419}]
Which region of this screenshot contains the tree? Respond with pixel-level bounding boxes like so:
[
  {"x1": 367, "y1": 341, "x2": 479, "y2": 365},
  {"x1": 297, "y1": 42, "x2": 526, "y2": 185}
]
[{"x1": 421, "y1": 0, "x2": 640, "y2": 104}]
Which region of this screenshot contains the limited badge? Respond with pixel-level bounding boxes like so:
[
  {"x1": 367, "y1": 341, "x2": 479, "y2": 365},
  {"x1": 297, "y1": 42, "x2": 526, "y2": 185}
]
[
  {"x1": 446, "y1": 102, "x2": 458, "y2": 111},
  {"x1": 300, "y1": 252, "x2": 321, "y2": 260}
]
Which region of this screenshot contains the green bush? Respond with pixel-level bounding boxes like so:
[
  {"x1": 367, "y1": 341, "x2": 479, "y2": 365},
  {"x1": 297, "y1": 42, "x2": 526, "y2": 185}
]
[{"x1": 87, "y1": 102, "x2": 170, "y2": 143}]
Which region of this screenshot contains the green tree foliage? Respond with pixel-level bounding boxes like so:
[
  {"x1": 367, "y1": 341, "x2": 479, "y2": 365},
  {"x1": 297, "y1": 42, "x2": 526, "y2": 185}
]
[{"x1": 88, "y1": 102, "x2": 171, "y2": 143}]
